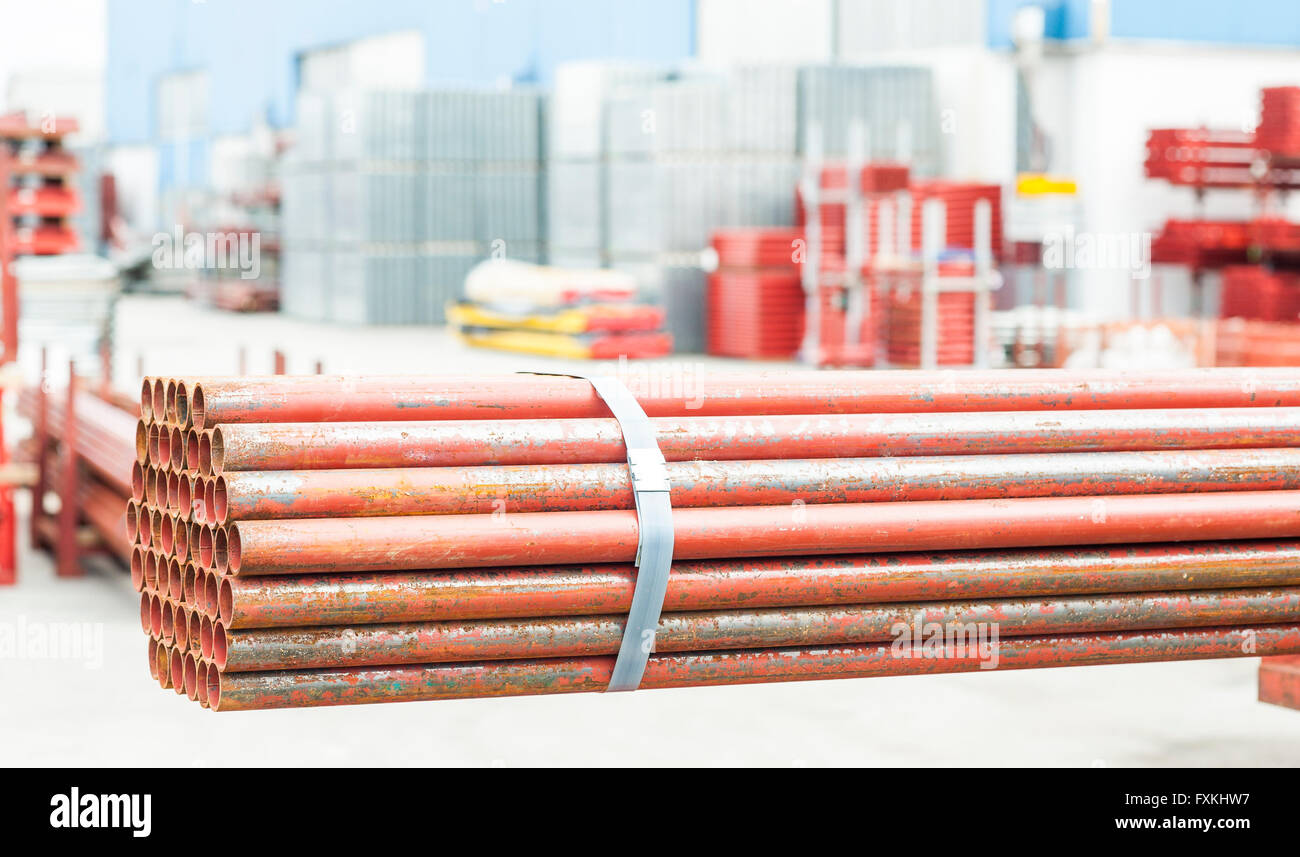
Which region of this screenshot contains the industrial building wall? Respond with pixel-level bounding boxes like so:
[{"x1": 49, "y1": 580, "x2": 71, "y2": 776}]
[{"x1": 103, "y1": 0, "x2": 696, "y2": 145}]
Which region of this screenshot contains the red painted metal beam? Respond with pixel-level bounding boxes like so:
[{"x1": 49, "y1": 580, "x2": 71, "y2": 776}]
[
  {"x1": 29, "y1": 347, "x2": 48, "y2": 550},
  {"x1": 0, "y1": 151, "x2": 17, "y2": 364},
  {"x1": 1258, "y1": 655, "x2": 1300, "y2": 710},
  {"x1": 0, "y1": 388, "x2": 13, "y2": 584},
  {"x1": 56, "y1": 362, "x2": 82, "y2": 577}
]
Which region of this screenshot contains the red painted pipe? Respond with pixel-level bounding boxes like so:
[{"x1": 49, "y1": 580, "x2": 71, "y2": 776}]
[
  {"x1": 212, "y1": 587, "x2": 1300, "y2": 671},
  {"x1": 18, "y1": 383, "x2": 137, "y2": 494},
  {"x1": 211, "y1": 448, "x2": 1300, "y2": 522},
  {"x1": 217, "y1": 541, "x2": 1300, "y2": 628},
  {"x1": 185, "y1": 368, "x2": 1300, "y2": 429},
  {"x1": 222, "y1": 491, "x2": 1300, "y2": 575},
  {"x1": 81, "y1": 480, "x2": 130, "y2": 562},
  {"x1": 209, "y1": 407, "x2": 1300, "y2": 472},
  {"x1": 206, "y1": 624, "x2": 1300, "y2": 710}
]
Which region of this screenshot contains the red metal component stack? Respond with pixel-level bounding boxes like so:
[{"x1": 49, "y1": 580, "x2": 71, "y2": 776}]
[
  {"x1": 798, "y1": 163, "x2": 911, "y2": 237},
  {"x1": 808, "y1": 268, "x2": 881, "y2": 367},
  {"x1": 1252, "y1": 216, "x2": 1300, "y2": 253},
  {"x1": 1215, "y1": 318, "x2": 1300, "y2": 367},
  {"x1": 1144, "y1": 128, "x2": 1262, "y2": 187},
  {"x1": 126, "y1": 368, "x2": 1300, "y2": 711},
  {"x1": 0, "y1": 112, "x2": 82, "y2": 270},
  {"x1": 880, "y1": 259, "x2": 979, "y2": 368},
  {"x1": 794, "y1": 163, "x2": 910, "y2": 367},
  {"x1": 1256, "y1": 87, "x2": 1300, "y2": 159},
  {"x1": 908, "y1": 181, "x2": 1003, "y2": 261},
  {"x1": 1150, "y1": 218, "x2": 1253, "y2": 269},
  {"x1": 1219, "y1": 265, "x2": 1300, "y2": 323},
  {"x1": 707, "y1": 228, "x2": 807, "y2": 359}
]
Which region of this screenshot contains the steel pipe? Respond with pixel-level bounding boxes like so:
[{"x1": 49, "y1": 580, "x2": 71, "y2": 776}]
[
  {"x1": 212, "y1": 587, "x2": 1300, "y2": 671},
  {"x1": 182, "y1": 368, "x2": 1300, "y2": 429},
  {"x1": 222, "y1": 491, "x2": 1300, "y2": 575},
  {"x1": 210, "y1": 448, "x2": 1300, "y2": 522},
  {"x1": 218, "y1": 540, "x2": 1300, "y2": 628},
  {"x1": 205, "y1": 624, "x2": 1300, "y2": 710},
  {"x1": 208, "y1": 407, "x2": 1300, "y2": 472}
]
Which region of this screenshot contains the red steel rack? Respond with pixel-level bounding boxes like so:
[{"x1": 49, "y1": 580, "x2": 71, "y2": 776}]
[{"x1": 0, "y1": 113, "x2": 84, "y2": 584}]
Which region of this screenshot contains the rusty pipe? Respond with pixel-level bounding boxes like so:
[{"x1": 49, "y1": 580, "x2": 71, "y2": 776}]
[
  {"x1": 205, "y1": 623, "x2": 1300, "y2": 710},
  {"x1": 139, "y1": 379, "x2": 154, "y2": 424},
  {"x1": 186, "y1": 368, "x2": 1300, "y2": 430},
  {"x1": 131, "y1": 460, "x2": 145, "y2": 499},
  {"x1": 211, "y1": 587, "x2": 1300, "y2": 671},
  {"x1": 221, "y1": 491, "x2": 1300, "y2": 575},
  {"x1": 210, "y1": 448, "x2": 1300, "y2": 522},
  {"x1": 209, "y1": 407, "x2": 1300, "y2": 472},
  {"x1": 216, "y1": 540, "x2": 1300, "y2": 628}
]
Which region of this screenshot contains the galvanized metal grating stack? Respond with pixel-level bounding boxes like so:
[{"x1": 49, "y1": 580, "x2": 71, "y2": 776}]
[
  {"x1": 282, "y1": 88, "x2": 546, "y2": 325},
  {"x1": 130, "y1": 368, "x2": 1300, "y2": 711},
  {"x1": 551, "y1": 62, "x2": 941, "y2": 352}
]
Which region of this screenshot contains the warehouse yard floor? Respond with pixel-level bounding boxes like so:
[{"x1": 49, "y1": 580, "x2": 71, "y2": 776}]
[
  {"x1": 6, "y1": 537, "x2": 1300, "y2": 766},
  {"x1": 3, "y1": 294, "x2": 1299, "y2": 766}
]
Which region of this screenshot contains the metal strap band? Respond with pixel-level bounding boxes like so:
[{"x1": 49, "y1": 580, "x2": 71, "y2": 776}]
[{"x1": 520, "y1": 372, "x2": 674, "y2": 692}]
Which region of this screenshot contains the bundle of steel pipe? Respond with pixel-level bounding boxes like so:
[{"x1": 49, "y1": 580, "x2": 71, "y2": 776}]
[
  {"x1": 131, "y1": 369, "x2": 1300, "y2": 711},
  {"x1": 19, "y1": 379, "x2": 136, "y2": 565}
]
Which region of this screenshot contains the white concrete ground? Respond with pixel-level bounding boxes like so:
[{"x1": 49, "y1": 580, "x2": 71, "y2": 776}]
[{"x1": 2, "y1": 294, "x2": 1298, "y2": 766}]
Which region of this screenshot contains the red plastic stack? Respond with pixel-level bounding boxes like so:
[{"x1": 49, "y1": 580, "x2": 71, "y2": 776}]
[
  {"x1": 1256, "y1": 87, "x2": 1300, "y2": 159},
  {"x1": 1219, "y1": 266, "x2": 1300, "y2": 323},
  {"x1": 909, "y1": 181, "x2": 1003, "y2": 260},
  {"x1": 883, "y1": 260, "x2": 979, "y2": 367},
  {"x1": 708, "y1": 228, "x2": 807, "y2": 359}
]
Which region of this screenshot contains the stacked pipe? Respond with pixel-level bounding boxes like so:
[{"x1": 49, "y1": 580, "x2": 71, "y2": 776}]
[
  {"x1": 18, "y1": 380, "x2": 135, "y2": 563},
  {"x1": 132, "y1": 369, "x2": 1300, "y2": 711}
]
